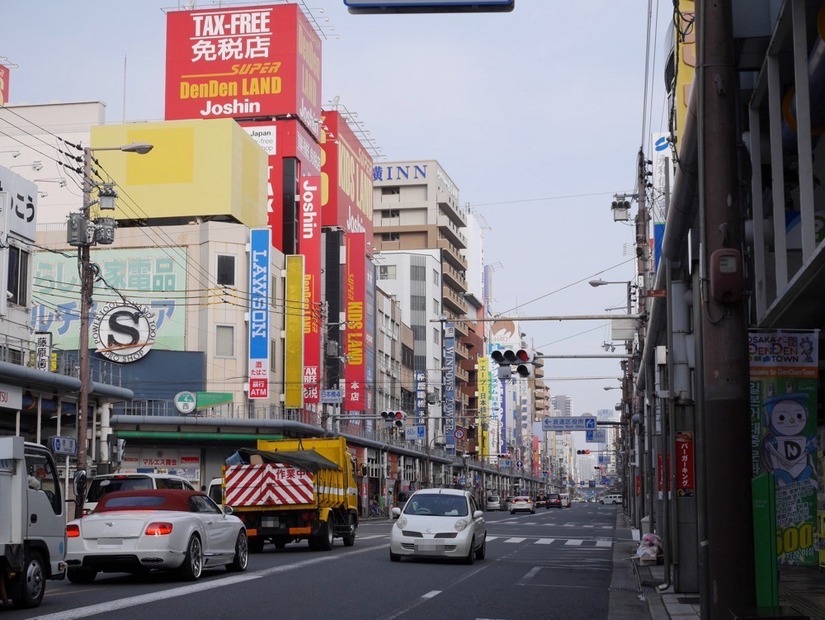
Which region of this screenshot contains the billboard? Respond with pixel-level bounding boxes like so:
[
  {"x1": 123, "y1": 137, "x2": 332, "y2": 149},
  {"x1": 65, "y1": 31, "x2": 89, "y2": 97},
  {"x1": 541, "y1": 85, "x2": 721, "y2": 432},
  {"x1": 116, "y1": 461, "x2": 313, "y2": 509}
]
[
  {"x1": 0, "y1": 62, "x2": 8, "y2": 106},
  {"x1": 91, "y1": 121, "x2": 267, "y2": 228},
  {"x1": 32, "y1": 247, "x2": 187, "y2": 351},
  {"x1": 298, "y1": 176, "x2": 321, "y2": 404},
  {"x1": 165, "y1": 3, "x2": 322, "y2": 137},
  {"x1": 344, "y1": 233, "x2": 366, "y2": 411},
  {"x1": 248, "y1": 229, "x2": 270, "y2": 399},
  {"x1": 284, "y1": 255, "x2": 305, "y2": 408}
]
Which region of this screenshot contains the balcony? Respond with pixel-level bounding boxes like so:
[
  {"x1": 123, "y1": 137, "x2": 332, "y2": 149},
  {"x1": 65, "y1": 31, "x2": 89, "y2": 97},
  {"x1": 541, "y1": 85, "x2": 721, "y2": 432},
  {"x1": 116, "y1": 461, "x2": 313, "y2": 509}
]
[
  {"x1": 441, "y1": 263, "x2": 467, "y2": 290},
  {"x1": 437, "y1": 238, "x2": 468, "y2": 271},
  {"x1": 437, "y1": 215, "x2": 467, "y2": 249},
  {"x1": 436, "y1": 194, "x2": 468, "y2": 228},
  {"x1": 455, "y1": 341, "x2": 470, "y2": 361},
  {"x1": 442, "y1": 285, "x2": 468, "y2": 314}
]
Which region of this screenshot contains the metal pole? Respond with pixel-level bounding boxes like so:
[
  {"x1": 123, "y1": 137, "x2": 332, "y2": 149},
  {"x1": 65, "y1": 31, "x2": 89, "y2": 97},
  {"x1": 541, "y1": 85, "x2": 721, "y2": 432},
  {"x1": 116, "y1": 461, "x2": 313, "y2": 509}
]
[{"x1": 74, "y1": 147, "x2": 93, "y2": 519}]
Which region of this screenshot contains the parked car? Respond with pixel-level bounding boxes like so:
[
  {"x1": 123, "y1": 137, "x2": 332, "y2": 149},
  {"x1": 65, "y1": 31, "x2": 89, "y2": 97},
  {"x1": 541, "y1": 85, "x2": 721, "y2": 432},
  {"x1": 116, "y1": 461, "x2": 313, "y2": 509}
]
[
  {"x1": 504, "y1": 496, "x2": 515, "y2": 511},
  {"x1": 389, "y1": 488, "x2": 486, "y2": 563},
  {"x1": 600, "y1": 493, "x2": 623, "y2": 505},
  {"x1": 486, "y1": 495, "x2": 502, "y2": 511},
  {"x1": 66, "y1": 489, "x2": 248, "y2": 583},
  {"x1": 545, "y1": 493, "x2": 562, "y2": 509},
  {"x1": 559, "y1": 493, "x2": 571, "y2": 508},
  {"x1": 83, "y1": 473, "x2": 196, "y2": 515},
  {"x1": 510, "y1": 496, "x2": 535, "y2": 514}
]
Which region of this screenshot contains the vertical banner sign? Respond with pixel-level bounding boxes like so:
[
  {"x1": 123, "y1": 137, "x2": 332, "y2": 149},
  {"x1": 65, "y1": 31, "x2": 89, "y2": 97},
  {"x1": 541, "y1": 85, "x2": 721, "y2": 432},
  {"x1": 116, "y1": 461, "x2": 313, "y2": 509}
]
[
  {"x1": 477, "y1": 356, "x2": 490, "y2": 460},
  {"x1": 344, "y1": 233, "x2": 366, "y2": 411},
  {"x1": 284, "y1": 255, "x2": 305, "y2": 408},
  {"x1": 675, "y1": 431, "x2": 695, "y2": 496},
  {"x1": 414, "y1": 370, "x2": 426, "y2": 425},
  {"x1": 298, "y1": 176, "x2": 321, "y2": 405},
  {"x1": 750, "y1": 329, "x2": 819, "y2": 566},
  {"x1": 35, "y1": 332, "x2": 52, "y2": 372},
  {"x1": 0, "y1": 63, "x2": 8, "y2": 106},
  {"x1": 248, "y1": 229, "x2": 270, "y2": 399},
  {"x1": 443, "y1": 322, "x2": 456, "y2": 453}
]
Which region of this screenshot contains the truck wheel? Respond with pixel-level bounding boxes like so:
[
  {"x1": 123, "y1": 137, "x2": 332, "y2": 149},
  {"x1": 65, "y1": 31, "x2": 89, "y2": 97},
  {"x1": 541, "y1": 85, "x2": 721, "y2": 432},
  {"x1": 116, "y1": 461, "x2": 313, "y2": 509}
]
[
  {"x1": 13, "y1": 551, "x2": 45, "y2": 608},
  {"x1": 67, "y1": 567, "x2": 97, "y2": 584},
  {"x1": 226, "y1": 531, "x2": 249, "y2": 572},
  {"x1": 342, "y1": 514, "x2": 356, "y2": 547},
  {"x1": 176, "y1": 535, "x2": 203, "y2": 581},
  {"x1": 317, "y1": 518, "x2": 334, "y2": 551},
  {"x1": 248, "y1": 536, "x2": 265, "y2": 554}
]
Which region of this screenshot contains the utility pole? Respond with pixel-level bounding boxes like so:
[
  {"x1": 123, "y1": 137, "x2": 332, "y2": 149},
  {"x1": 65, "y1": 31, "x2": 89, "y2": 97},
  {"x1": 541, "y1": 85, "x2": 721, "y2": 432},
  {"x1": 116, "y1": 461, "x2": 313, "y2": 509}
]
[{"x1": 695, "y1": 1, "x2": 755, "y2": 616}]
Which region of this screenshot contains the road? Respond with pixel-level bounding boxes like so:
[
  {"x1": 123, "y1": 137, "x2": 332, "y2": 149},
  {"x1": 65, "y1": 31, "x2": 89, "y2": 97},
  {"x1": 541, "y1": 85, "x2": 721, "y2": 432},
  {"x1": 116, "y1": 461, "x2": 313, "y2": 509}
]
[{"x1": 7, "y1": 503, "x2": 635, "y2": 620}]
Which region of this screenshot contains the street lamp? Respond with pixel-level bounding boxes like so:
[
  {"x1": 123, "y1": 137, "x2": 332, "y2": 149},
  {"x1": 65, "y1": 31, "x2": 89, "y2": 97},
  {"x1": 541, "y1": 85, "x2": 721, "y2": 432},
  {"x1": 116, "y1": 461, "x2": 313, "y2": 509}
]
[
  {"x1": 73, "y1": 142, "x2": 153, "y2": 518},
  {"x1": 588, "y1": 279, "x2": 633, "y2": 314}
]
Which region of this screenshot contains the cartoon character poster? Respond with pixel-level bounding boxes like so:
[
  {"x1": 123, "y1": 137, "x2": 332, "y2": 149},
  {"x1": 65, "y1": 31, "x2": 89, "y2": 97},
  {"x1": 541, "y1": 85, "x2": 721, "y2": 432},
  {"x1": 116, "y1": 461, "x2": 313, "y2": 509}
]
[{"x1": 749, "y1": 330, "x2": 819, "y2": 566}]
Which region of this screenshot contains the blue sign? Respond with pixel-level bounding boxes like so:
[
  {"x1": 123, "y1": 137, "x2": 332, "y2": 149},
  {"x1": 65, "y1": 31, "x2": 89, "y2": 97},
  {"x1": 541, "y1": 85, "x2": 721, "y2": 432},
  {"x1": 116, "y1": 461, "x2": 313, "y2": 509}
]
[
  {"x1": 320, "y1": 389, "x2": 342, "y2": 403},
  {"x1": 542, "y1": 416, "x2": 597, "y2": 431},
  {"x1": 248, "y1": 229, "x2": 270, "y2": 360},
  {"x1": 50, "y1": 436, "x2": 77, "y2": 456},
  {"x1": 443, "y1": 322, "x2": 456, "y2": 453},
  {"x1": 416, "y1": 425, "x2": 426, "y2": 439}
]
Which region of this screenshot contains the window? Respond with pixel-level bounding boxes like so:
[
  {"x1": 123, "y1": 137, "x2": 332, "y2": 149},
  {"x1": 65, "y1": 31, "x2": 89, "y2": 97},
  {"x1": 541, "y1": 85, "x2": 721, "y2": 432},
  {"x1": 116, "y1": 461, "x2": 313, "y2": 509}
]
[
  {"x1": 7, "y1": 245, "x2": 29, "y2": 306},
  {"x1": 270, "y1": 339, "x2": 277, "y2": 372},
  {"x1": 381, "y1": 187, "x2": 400, "y2": 196},
  {"x1": 379, "y1": 265, "x2": 396, "y2": 280},
  {"x1": 215, "y1": 325, "x2": 234, "y2": 357},
  {"x1": 382, "y1": 209, "x2": 400, "y2": 218},
  {"x1": 217, "y1": 254, "x2": 235, "y2": 286},
  {"x1": 381, "y1": 233, "x2": 400, "y2": 242}
]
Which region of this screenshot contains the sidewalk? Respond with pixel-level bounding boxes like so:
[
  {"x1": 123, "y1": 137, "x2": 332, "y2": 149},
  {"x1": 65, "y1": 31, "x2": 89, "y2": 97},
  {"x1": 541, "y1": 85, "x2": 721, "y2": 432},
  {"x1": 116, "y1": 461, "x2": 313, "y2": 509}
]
[{"x1": 613, "y1": 510, "x2": 825, "y2": 620}]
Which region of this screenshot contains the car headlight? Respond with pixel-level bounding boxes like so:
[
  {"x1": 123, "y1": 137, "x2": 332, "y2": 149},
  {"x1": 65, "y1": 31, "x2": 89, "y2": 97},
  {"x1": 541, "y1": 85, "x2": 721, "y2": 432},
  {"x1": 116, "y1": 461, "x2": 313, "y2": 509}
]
[
  {"x1": 396, "y1": 516, "x2": 408, "y2": 529},
  {"x1": 454, "y1": 518, "x2": 468, "y2": 532}
]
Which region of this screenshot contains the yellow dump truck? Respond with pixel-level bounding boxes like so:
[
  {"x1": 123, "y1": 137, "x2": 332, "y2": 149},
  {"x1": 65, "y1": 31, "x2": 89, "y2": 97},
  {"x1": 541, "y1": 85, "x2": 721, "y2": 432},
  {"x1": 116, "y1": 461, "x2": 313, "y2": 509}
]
[{"x1": 215, "y1": 437, "x2": 359, "y2": 553}]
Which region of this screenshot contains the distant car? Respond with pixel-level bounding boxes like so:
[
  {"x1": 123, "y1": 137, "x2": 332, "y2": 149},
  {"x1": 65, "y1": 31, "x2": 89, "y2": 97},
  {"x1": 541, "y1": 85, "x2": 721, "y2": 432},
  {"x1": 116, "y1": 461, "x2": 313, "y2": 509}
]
[
  {"x1": 545, "y1": 493, "x2": 562, "y2": 509},
  {"x1": 504, "y1": 496, "x2": 516, "y2": 511},
  {"x1": 535, "y1": 496, "x2": 547, "y2": 508},
  {"x1": 600, "y1": 493, "x2": 623, "y2": 505},
  {"x1": 66, "y1": 489, "x2": 248, "y2": 583},
  {"x1": 486, "y1": 495, "x2": 501, "y2": 511},
  {"x1": 389, "y1": 488, "x2": 486, "y2": 563},
  {"x1": 559, "y1": 493, "x2": 571, "y2": 508},
  {"x1": 83, "y1": 473, "x2": 196, "y2": 515},
  {"x1": 510, "y1": 496, "x2": 535, "y2": 514}
]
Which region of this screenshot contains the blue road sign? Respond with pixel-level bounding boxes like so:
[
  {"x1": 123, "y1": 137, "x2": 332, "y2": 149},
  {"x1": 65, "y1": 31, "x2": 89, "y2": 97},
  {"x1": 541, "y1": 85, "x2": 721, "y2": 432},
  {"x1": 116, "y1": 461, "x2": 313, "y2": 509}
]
[{"x1": 542, "y1": 416, "x2": 597, "y2": 431}]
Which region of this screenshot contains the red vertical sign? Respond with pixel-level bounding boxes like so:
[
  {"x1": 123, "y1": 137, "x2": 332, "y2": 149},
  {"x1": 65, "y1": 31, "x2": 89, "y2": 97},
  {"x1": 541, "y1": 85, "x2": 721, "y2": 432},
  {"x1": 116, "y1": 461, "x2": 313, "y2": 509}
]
[
  {"x1": 299, "y1": 176, "x2": 321, "y2": 404},
  {"x1": 675, "y1": 431, "x2": 695, "y2": 496},
  {"x1": 635, "y1": 475, "x2": 642, "y2": 497},
  {"x1": 344, "y1": 233, "x2": 366, "y2": 411},
  {"x1": 0, "y1": 63, "x2": 9, "y2": 106}
]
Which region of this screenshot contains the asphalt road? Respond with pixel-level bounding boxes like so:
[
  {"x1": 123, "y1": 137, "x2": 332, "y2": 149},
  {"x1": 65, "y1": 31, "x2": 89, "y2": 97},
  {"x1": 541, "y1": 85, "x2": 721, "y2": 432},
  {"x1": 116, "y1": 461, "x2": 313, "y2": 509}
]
[{"x1": 8, "y1": 502, "x2": 631, "y2": 620}]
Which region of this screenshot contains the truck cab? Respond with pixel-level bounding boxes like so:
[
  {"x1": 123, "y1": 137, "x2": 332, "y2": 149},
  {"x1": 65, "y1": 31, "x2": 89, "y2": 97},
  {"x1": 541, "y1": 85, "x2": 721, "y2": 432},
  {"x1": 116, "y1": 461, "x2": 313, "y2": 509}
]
[{"x1": 0, "y1": 436, "x2": 67, "y2": 608}]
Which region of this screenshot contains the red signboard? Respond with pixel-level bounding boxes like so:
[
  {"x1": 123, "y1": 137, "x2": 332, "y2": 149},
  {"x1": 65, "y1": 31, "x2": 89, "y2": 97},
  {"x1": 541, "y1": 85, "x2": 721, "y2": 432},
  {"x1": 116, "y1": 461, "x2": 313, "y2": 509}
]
[
  {"x1": 0, "y1": 63, "x2": 9, "y2": 106},
  {"x1": 344, "y1": 233, "x2": 366, "y2": 411},
  {"x1": 675, "y1": 431, "x2": 695, "y2": 496},
  {"x1": 165, "y1": 3, "x2": 321, "y2": 137},
  {"x1": 635, "y1": 475, "x2": 642, "y2": 497},
  {"x1": 299, "y1": 176, "x2": 322, "y2": 404}
]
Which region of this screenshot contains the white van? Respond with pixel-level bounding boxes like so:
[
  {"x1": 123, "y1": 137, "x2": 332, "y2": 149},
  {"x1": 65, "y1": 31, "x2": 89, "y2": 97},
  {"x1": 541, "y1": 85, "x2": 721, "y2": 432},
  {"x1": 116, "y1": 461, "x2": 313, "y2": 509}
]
[
  {"x1": 83, "y1": 473, "x2": 196, "y2": 515},
  {"x1": 559, "y1": 493, "x2": 571, "y2": 508},
  {"x1": 600, "y1": 493, "x2": 623, "y2": 505}
]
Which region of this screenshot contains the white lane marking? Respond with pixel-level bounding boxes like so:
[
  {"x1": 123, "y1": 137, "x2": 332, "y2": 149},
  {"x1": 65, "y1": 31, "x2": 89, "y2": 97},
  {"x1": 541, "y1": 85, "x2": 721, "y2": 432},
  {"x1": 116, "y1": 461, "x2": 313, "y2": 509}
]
[
  {"x1": 596, "y1": 540, "x2": 612, "y2": 547},
  {"x1": 504, "y1": 537, "x2": 526, "y2": 543},
  {"x1": 422, "y1": 590, "x2": 441, "y2": 599},
  {"x1": 485, "y1": 536, "x2": 498, "y2": 541},
  {"x1": 535, "y1": 538, "x2": 555, "y2": 545},
  {"x1": 357, "y1": 534, "x2": 387, "y2": 540},
  {"x1": 565, "y1": 539, "x2": 584, "y2": 546},
  {"x1": 518, "y1": 566, "x2": 542, "y2": 586},
  {"x1": 38, "y1": 545, "x2": 380, "y2": 620}
]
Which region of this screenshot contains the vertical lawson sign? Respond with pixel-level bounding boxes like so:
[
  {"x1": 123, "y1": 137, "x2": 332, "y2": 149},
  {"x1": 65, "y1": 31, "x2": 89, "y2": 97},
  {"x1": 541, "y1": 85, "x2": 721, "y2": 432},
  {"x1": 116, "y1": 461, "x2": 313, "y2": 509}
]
[{"x1": 248, "y1": 229, "x2": 270, "y2": 399}]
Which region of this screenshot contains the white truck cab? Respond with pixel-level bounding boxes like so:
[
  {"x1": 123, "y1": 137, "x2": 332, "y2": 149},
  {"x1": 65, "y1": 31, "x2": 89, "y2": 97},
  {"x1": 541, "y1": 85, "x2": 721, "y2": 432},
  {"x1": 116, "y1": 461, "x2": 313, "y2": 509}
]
[{"x1": 0, "y1": 436, "x2": 67, "y2": 608}]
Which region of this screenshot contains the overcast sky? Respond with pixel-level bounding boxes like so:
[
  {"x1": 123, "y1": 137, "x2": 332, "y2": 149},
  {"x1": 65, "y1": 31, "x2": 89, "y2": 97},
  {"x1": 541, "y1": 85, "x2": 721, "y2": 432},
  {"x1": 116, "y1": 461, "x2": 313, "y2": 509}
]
[{"x1": 1, "y1": 0, "x2": 670, "y2": 421}]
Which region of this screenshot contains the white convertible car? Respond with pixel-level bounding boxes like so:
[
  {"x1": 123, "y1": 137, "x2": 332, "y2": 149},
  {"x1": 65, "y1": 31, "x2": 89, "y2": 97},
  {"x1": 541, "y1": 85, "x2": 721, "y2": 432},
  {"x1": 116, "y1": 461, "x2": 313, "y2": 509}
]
[{"x1": 66, "y1": 489, "x2": 248, "y2": 583}]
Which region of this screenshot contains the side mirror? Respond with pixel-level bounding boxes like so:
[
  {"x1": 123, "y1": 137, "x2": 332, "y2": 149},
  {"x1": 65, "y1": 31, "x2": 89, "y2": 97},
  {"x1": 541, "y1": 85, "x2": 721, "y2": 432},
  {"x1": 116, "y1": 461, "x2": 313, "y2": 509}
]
[
  {"x1": 391, "y1": 506, "x2": 401, "y2": 519},
  {"x1": 473, "y1": 510, "x2": 483, "y2": 519},
  {"x1": 223, "y1": 505, "x2": 234, "y2": 516},
  {"x1": 73, "y1": 470, "x2": 87, "y2": 504}
]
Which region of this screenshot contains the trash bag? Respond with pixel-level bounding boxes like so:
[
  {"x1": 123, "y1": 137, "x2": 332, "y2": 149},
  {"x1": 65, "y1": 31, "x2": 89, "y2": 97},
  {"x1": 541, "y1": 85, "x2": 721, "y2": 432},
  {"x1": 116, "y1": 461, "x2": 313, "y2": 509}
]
[{"x1": 636, "y1": 533, "x2": 662, "y2": 559}]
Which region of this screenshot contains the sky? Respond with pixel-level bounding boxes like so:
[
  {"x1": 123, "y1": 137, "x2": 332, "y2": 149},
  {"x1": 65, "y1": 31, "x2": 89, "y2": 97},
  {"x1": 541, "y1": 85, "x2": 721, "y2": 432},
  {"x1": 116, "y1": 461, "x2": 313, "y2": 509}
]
[{"x1": 1, "y1": 0, "x2": 671, "y2": 422}]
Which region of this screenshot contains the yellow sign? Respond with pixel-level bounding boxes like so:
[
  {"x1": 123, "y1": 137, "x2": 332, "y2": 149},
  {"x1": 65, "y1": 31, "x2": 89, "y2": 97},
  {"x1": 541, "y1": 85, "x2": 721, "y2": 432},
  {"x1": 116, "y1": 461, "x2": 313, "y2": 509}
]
[{"x1": 284, "y1": 255, "x2": 305, "y2": 408}]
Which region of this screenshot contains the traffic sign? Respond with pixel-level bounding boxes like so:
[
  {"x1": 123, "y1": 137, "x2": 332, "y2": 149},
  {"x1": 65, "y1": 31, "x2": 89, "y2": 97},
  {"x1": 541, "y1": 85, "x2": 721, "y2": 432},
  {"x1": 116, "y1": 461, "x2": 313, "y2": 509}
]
[
  {"x1": 542, "y1": 416, "x2": 596, "y2": 431},
  {"x1": 586, "y1": 429, "x2": 607, "y2": 443},
  {"x1": 416, "y1": 425, "x2": 426, "y2": 439},
  {"x1": 454, "y1": 428, "x2": 465, "y2": 440},
  {"x1": 174, "y1": 391, "x2": 196, "y2": 414},
  {"x1": 50, "y1": 436, "x2": 77, "y2": 456},
  {"x1": 320, "y1": 389, "x2": 343, "y2": 403}
]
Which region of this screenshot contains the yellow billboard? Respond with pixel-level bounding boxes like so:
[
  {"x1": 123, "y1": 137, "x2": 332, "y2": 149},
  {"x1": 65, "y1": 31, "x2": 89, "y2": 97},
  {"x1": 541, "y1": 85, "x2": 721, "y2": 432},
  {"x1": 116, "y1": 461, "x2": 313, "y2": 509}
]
[
  {"x1": 91, "y1": 119, "x2": 267, "y2": 228},
  {"x1": 284, "y1": 255, "x2": 305, "y2": 409},
  {"x1": 674, "y1": 0, "x2": 696, "y2": 146}
]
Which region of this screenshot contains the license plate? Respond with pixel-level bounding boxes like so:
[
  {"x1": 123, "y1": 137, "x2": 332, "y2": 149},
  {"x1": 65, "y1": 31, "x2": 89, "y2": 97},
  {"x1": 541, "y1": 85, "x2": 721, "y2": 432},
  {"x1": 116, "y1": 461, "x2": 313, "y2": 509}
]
[
  {"x1": 261, "y1": 517, "x2": 281, "y2": 528},
  {"x1": 414, "y1": 540, "x2": 445, "y2": 553},
  {"x1": 97, "y1": 538, "x2": 123, "y2": 546}
]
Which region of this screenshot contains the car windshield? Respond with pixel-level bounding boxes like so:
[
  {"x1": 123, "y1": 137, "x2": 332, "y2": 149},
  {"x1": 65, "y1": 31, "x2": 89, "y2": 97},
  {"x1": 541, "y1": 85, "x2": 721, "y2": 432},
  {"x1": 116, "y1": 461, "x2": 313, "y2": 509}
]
[
  {"x1": 404, "y1": 494, "x2": 468, "y2": 517},
  {"x1": 86, "y1": 477, "x2": 153, "y2": 502}
]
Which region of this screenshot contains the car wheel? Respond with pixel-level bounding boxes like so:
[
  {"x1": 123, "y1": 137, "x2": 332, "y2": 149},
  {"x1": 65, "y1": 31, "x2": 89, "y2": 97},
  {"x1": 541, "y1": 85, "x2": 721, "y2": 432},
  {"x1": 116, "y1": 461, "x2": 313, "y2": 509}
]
[
  {"x1": 177, "y1": 535, "x2": 204, "y2": 581},
  {"x1": 67, "y1": 566, "x2": 97, "y2": 585},
  {"x1": 464, "y1": 538, "x2": 475, "y2": 565},
  {"x1": 342, "y1": 514, "x2": 356, "y2": 547},
  {"x1": 390, "y1": 549, "x2": 401, "y2": 562},
  {"x1": 315, "y1": 517, "x2": 334, "y2": 551},
  {"x1": 226, "y1": 530, "x2": 249, "y2": 572},
  {"x1": 510, "y1": 510, "x2": 515, "y2": 515},
  {"x1": 475, "y1": 535, "x2": 486, "y2": 560},
  {"x1": 13, "y1": 551, "x2": 45, "y2": 608}
]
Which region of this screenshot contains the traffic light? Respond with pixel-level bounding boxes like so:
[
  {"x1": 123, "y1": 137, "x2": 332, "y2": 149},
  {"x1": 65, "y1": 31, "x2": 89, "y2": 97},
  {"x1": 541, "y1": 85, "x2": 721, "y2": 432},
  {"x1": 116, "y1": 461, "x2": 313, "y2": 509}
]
[
  {"x1": 393, "y1": 411, "x2": 406, "y2": 428},
  {"x1": 380, "y1": 411, "x2": 394, "y2": 426},
  {"x1": 576, "y1": 449, "x2": 592, "y2": 455},
  {"x1": 491, "y1": 348, "x2": 531, "y2": 377}
]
